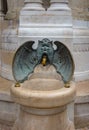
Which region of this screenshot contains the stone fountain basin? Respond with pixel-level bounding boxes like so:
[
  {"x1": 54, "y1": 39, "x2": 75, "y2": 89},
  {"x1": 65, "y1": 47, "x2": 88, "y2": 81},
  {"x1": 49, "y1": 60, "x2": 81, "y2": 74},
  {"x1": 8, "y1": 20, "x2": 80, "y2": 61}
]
[{"x1": 11, "y1": 80, "x2": 76, "y2": 108}]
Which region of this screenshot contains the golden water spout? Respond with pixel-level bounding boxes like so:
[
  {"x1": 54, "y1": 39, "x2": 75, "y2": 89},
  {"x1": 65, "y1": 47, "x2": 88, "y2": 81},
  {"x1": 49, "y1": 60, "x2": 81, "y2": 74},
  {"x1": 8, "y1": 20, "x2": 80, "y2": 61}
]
[
  {"x1": 15, "y1": 82, "x2": 20, "y2": 87},
  {"x1": 41, "y1": 56, "x2": 47, "y2": 66}
]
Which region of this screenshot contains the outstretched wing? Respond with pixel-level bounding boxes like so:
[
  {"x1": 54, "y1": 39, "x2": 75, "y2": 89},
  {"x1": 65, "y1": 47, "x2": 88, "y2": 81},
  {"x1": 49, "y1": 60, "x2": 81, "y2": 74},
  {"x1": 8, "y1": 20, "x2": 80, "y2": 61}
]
[
  {"x1": 53, "y1": 41, "x2": 74, "y2": 83},
  {"x1": 12, "y1": 41, "x2": 38, "y2": 83}
]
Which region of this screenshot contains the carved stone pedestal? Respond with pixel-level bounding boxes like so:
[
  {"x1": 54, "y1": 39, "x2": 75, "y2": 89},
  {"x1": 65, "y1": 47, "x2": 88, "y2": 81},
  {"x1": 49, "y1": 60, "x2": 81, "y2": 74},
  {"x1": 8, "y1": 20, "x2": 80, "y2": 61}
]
[
  {"x1": 13, "y1": 106, "x2": 74, "y2": 130},
  {"x1": 11, "y1": 65, "x2": 76, "y2": 130}
]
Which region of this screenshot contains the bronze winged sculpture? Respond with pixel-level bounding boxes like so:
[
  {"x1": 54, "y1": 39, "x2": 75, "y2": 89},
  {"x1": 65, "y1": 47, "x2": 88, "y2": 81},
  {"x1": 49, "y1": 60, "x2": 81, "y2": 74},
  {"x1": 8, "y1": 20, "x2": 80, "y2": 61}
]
[{"x1": 13, "y1": 38, "x2": 74, "y2": 83}]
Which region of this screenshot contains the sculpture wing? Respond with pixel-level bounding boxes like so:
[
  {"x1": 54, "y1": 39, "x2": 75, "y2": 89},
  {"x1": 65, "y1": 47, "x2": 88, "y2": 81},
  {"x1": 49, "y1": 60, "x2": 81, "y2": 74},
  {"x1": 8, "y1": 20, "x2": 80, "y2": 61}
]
[
  {"x1": 53, "y1": 41, "x2": 74, "y2": 83},
  {"x1": 12, "y1": 41, "x2": 38, "y2": 83}
]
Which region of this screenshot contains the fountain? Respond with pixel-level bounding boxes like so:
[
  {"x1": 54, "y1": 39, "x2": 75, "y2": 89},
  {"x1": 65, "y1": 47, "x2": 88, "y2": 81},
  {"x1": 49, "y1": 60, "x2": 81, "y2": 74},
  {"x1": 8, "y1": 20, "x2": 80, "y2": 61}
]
[
  {"x1": 0, "y1": 0, "x2": 89, "y2": 129},
  {"x1": 11, "y1": 38, "x2": 76, "y2": 130}
]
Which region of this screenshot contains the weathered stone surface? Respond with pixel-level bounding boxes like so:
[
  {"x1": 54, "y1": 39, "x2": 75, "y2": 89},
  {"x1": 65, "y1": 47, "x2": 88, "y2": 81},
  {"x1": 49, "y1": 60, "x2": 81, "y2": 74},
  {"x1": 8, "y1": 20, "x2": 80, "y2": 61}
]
[
  {"x1": 69, "y1": 0, "x2": 89, "y2": 20},
  {"x1": 0, "y1": 77, "x2": 19, "y2": 130},
  {"x1": 11, "y1": 65, "x2": 76, "y2": 130},
  {"x1": 6, "y1": 0, "x2": 24, "y2": 20},
  {"x1": 0, "y1": 123, "x2": 12, "y2": 130},
  {"x1": 12, "y1": 107, "x2": 75, "y2": 130},
  {"x1": 74, "y1": 81, "x2": 89, "y2": 129}
]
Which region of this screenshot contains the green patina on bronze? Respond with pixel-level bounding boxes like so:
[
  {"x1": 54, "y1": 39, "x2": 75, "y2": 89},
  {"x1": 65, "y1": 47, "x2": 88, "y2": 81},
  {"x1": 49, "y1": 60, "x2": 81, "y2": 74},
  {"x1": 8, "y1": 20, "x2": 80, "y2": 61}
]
[{"x1": 12, "y1": 38, "x2": 74, "y2": 83}]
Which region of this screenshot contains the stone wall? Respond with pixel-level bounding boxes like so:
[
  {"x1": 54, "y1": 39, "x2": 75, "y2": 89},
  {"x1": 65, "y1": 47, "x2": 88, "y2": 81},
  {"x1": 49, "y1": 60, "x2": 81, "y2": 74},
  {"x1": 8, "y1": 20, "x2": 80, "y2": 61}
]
[
  {"x1": 69, "y1": 0, "x2": 89, "y2": 20},
  {"x1": 0, "y1": 0, "x2": 89, "y2": 81},
  {"x1": 4, "y1": 0, "x2": 89, "y2": 21}
]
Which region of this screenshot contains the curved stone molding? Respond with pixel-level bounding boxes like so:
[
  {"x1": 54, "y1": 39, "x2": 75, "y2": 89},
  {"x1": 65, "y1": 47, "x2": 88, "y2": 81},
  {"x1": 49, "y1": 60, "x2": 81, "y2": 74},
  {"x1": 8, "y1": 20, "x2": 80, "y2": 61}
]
[
  {"x1": 50, "y1": 0, "x2": 68, "y2": 3},
  {"x1": 23, "y1": 0, "x2": 45, "y2": 11},
  {"x1": 21, "y1": 106, "x2": 66, "y2": 116},
  {"x1": 48, "y1": 0, "x2": 70, "y2": 11}
]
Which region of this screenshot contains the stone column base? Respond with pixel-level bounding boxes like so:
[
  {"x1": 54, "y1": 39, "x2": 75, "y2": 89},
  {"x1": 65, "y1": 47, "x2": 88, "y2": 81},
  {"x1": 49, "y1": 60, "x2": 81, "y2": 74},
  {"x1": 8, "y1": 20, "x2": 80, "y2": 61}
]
[{"x1": 12, "y1": 105, "x2": 75, "y2": 130}]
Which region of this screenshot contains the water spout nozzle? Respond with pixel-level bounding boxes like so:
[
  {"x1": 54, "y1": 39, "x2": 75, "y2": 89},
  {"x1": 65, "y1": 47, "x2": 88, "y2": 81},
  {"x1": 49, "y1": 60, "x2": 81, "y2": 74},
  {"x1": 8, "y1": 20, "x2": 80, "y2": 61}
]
[
  {"x1": 15, "y1": 82, "x2": 20, "y2": 87},
  {"x1": 41, "y1": 55, "x2": 47, "y2": 66}
]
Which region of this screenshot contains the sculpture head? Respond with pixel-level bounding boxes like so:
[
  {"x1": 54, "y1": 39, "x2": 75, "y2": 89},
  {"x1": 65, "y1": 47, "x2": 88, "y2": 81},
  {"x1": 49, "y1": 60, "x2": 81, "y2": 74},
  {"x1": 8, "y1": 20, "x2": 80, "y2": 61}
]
[{"x1": 37, "y1": 39, "x2": 54, "y2": 64}]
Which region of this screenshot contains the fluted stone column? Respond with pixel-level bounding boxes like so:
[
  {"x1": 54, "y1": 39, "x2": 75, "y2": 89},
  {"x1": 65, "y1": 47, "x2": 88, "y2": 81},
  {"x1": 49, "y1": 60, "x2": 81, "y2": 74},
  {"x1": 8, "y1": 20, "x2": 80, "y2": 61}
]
[
  {"x1": 23, "y1": 0, "x2": 45, "y2": 11},
  {"x1": 48, "y1": 0, "x2": 70, "y2": 10}
]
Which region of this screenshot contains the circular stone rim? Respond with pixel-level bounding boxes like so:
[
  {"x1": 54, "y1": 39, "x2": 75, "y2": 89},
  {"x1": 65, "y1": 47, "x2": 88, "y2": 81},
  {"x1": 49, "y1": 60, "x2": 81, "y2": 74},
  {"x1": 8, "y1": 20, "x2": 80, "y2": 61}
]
[{"x1": 11, "y1": 82, "x2": 76, "y2": 108}]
